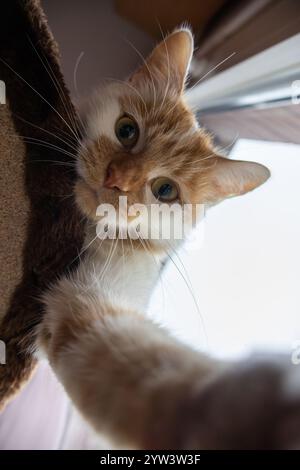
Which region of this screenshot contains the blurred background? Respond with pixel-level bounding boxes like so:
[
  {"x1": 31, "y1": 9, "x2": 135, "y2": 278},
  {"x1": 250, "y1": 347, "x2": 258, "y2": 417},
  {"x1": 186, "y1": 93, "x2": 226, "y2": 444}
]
[{"x1": 1, "y1": 0, "x2": 300, "y2": 449}]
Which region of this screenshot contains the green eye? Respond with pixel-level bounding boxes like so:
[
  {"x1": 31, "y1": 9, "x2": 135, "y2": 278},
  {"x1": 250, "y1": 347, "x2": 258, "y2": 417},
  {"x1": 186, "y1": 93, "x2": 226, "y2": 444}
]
[
  {"x1": 151, "y1": 177, "x2": 179, "y2": 202},
  {"x1": 115, "y1": 115, "x2": 139, "y2": 148}
]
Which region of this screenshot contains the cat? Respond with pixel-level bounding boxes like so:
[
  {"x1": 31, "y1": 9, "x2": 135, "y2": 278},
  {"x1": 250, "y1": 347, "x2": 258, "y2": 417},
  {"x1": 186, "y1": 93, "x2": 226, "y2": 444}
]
[{"x1": 36, "y1": 28, "x2": 300, "y2": 449}]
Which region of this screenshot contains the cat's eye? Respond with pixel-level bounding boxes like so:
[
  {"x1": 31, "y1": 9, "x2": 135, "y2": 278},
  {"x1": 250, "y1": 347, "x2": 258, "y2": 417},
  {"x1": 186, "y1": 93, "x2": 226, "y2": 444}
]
[
  {"x1": 151, "y1": 177, "x2": 179, "y2": 202},
  {"x1": 115, "y1": 115, "x2": 139, "y2": 149}
]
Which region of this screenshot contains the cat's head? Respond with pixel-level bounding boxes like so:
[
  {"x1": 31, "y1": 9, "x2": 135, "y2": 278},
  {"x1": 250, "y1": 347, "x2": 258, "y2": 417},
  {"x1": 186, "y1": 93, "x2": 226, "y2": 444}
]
[{"x1": 75, "y1": 28, "x2": 270, "y2": 245}]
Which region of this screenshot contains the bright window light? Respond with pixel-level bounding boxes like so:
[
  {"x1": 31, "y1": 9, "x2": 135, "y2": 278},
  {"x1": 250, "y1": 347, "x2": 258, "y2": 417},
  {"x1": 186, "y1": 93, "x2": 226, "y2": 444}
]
[{"x1": 148, "y1": 139, "x2": 300, "y2": 360}]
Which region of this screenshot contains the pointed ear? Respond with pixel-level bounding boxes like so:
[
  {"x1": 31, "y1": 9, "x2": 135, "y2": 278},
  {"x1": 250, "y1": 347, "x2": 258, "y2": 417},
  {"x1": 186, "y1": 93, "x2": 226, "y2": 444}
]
[
  {"x1": 207, "y1": 156, "x2": 271, "y2": 203},
  {"x1": 130, "y1": 28, "x2": 193, "y2": 94}
]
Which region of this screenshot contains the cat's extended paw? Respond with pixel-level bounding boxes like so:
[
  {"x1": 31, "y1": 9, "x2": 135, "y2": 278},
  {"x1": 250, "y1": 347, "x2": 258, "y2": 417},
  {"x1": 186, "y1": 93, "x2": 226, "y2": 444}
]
[{"x1": 183, "y1": 356, "x2": 300, "y2": 449}]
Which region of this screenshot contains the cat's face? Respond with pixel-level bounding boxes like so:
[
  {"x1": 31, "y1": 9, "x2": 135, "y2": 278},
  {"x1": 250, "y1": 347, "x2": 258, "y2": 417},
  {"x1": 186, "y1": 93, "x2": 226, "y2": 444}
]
[{"x1": 75, "y1": 28, "x2": 270, "y2": 243}]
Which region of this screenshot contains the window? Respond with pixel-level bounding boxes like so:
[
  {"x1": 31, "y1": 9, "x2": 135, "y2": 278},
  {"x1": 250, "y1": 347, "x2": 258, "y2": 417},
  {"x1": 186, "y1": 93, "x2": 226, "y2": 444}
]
[{"x1": 148, "y1": 138, "x2": 300, "y2": 359}]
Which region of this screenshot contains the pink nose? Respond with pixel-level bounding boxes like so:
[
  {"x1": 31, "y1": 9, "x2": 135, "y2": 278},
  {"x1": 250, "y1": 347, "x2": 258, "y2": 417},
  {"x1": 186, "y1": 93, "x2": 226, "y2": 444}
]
[{"x1": 104, "y1": 163, "x2": 127, "y2": 191}]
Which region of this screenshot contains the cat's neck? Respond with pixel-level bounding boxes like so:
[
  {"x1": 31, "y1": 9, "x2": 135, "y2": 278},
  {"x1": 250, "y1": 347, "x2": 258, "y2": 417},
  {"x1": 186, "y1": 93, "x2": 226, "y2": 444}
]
[{"x1": 80, "y1": 226, "x2": 167, "y2": 312}]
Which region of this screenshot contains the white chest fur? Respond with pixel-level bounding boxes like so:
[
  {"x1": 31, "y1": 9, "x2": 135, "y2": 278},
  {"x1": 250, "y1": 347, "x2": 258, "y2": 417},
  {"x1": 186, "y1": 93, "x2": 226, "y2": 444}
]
[{"x1": 77, "y1": 238, "x2": 165, "y2": 313}]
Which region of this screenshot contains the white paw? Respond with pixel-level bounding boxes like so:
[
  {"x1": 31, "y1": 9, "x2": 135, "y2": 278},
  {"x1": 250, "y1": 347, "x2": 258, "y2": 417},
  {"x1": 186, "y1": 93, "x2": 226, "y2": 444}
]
[{"x1": 182, "y1": 355, "x2": 300, "y2": 449}]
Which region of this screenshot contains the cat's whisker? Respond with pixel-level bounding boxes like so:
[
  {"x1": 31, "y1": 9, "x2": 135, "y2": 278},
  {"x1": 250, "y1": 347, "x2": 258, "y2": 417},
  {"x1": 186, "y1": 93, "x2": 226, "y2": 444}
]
[
  {"x1": 137, "y1": 236, "x2": 159, "y2": 272},
  {"x1": 100, "y1": 77, "x2": 148, "y2": 114},
  {"x1": 164, "y1": 30, "x2": 234, "y2": 121},
  {"x1": 73, "y1": 51, "x2": 84, "y2": 98},
  {"x1": 161, "y1": 96, "x2": 182, "y2": 122},
  {"x1": 8, "y1": 134, "x2": 79, "y2": 160},
  {"x1": 0, "y1": 56, "x2": 80, "y2": 145},
  {"x1": 164, "y1": 241, "x2": 196, "y2": 298},
  {"x1": 37, "y1": 44, "x2": 80, "y2": 142},
  {"x1": 69, "y1": 226, "x2": 99, "y2": 269},
  {"x1": 79, "y1": 211, "x2": 89, "y2": 226},
  {"x1": 30, "y1": 159, "x2": 76, "y2": 168},
  {"x1": 120, "y1": 236, "x2": 126, "y2": 279},
  {"x1": 175, "y1": 154, "x2": 215, "y2": 169},
  {"x1": 52, "y1": 124, "x2": 79, "y2": 148},
  {"x1": 26, "y1": 35, "x2": 81, "y2": 142},
  {"x1": 214, "y1": 132, "x2": 240, "y2": 154},
  {"x1": 124, "y1": 38, "x2": 158, "y2": 110},
  {"x1": 95, "y1": 231, "x2": 110, "y2": 258},
  {"x1": 156, "y1": 21, "x2": 171, "y2": 115},
  {"x1": 127, "y1": 233, "x2": 136, "y2": 262},
  {"x1": 22, "y1": 144, "x2": 77, "y2": 163},
  {"x1": 72, "y1": 51, "x2": 91, "y2": 138},
  {"x1": 88, "y1": 238, "x2": 115, "y2": 288},
  {"x1": 188, "y1": 51, "x2": 237, "y2": 92},
  {"x1": 13, "y1": 113, "x2": 79, "y2": 153},
  {"x1": 163, "y1": 241, "x2": 208, "y2": 347},
  {"x1": 6, "y1": 133, "x2": 78, "y2": 162},
  {"x1": 179, "y1": 134, "x2": 240, "y2": 171},
  {"x1": 138, "y1": 236, "x2": 167, "y2": 312},
  {"x1": 98, "y1": 237, "x2": 119, "y2": 284},
  {"x1": 55, "y1": 193, "x2": 76, "y2": 200},
  {"x1": 81, "y1": 236, "x2": 109, "y2": 293},
  {"x1": 165, "y1": 240, "x2": 194, "y2": 291}
]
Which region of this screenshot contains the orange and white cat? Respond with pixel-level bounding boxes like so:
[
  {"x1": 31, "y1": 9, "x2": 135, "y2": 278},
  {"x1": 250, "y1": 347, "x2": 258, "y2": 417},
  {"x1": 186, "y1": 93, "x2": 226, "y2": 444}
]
[{"x1": 36, "y1": 29, "x2": 300, "y2": 449}]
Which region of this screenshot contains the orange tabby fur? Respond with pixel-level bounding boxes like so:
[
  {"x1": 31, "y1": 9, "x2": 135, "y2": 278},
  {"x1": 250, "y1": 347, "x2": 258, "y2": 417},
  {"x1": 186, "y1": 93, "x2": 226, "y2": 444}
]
[{"x1": 35, "y1": 28, "x2": 278, "y2": 449}]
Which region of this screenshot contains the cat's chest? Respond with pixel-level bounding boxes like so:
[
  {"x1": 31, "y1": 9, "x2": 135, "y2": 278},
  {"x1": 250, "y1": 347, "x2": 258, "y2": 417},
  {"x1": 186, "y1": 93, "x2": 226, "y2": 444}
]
[{"x1": 80, "y1": 245, "x2": 163, "y2": 312}]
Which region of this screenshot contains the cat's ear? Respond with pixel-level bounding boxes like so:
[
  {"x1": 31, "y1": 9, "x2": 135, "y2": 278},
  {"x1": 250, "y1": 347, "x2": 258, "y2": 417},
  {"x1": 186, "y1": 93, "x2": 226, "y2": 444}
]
[
  {"x1": 129, "y1": 28, "x2": 193, "y2": 94},
  {"x1": 207, "y1": 156, "x2": 270, "y2": 202}
]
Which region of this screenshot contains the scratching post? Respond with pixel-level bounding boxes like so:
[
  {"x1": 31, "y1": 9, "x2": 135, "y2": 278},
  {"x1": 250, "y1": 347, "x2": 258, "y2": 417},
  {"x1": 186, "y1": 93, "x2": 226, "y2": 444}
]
[{"x1": 0, "y1": 0, "x2": 84, "y2": 409}]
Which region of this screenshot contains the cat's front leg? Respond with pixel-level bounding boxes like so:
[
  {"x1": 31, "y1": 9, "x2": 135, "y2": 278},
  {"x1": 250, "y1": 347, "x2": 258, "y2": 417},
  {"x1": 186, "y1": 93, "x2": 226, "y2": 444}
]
[
  {"x1": 37, "y1": 275, "x2": 300, "y2": 449},
  {"x1": 184, "y1": 356, "x2": 300, "y2": 449},
  {"x1": 36, "y1": 273, "x2": 219, "y2": 448}
]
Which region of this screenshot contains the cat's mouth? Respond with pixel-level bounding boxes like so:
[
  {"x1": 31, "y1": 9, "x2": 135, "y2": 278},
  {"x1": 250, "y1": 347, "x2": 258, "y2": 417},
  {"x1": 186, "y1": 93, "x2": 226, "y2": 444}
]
[{"x1": 75, "y1": 176, "x2": 139, "y2": 222}]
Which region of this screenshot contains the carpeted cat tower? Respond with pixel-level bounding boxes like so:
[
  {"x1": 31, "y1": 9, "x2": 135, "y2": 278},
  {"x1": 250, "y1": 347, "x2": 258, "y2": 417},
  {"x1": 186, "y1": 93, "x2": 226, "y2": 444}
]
[{"x1": 0, "y1": 0, "x2": 84, "y2": 409}]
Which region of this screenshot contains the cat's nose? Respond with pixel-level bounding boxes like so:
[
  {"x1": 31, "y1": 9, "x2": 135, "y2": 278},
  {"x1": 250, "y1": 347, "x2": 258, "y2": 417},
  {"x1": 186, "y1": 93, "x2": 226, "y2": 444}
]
[{"x1": 104, "y1": 162, "x2": 129, "y2": 192}]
